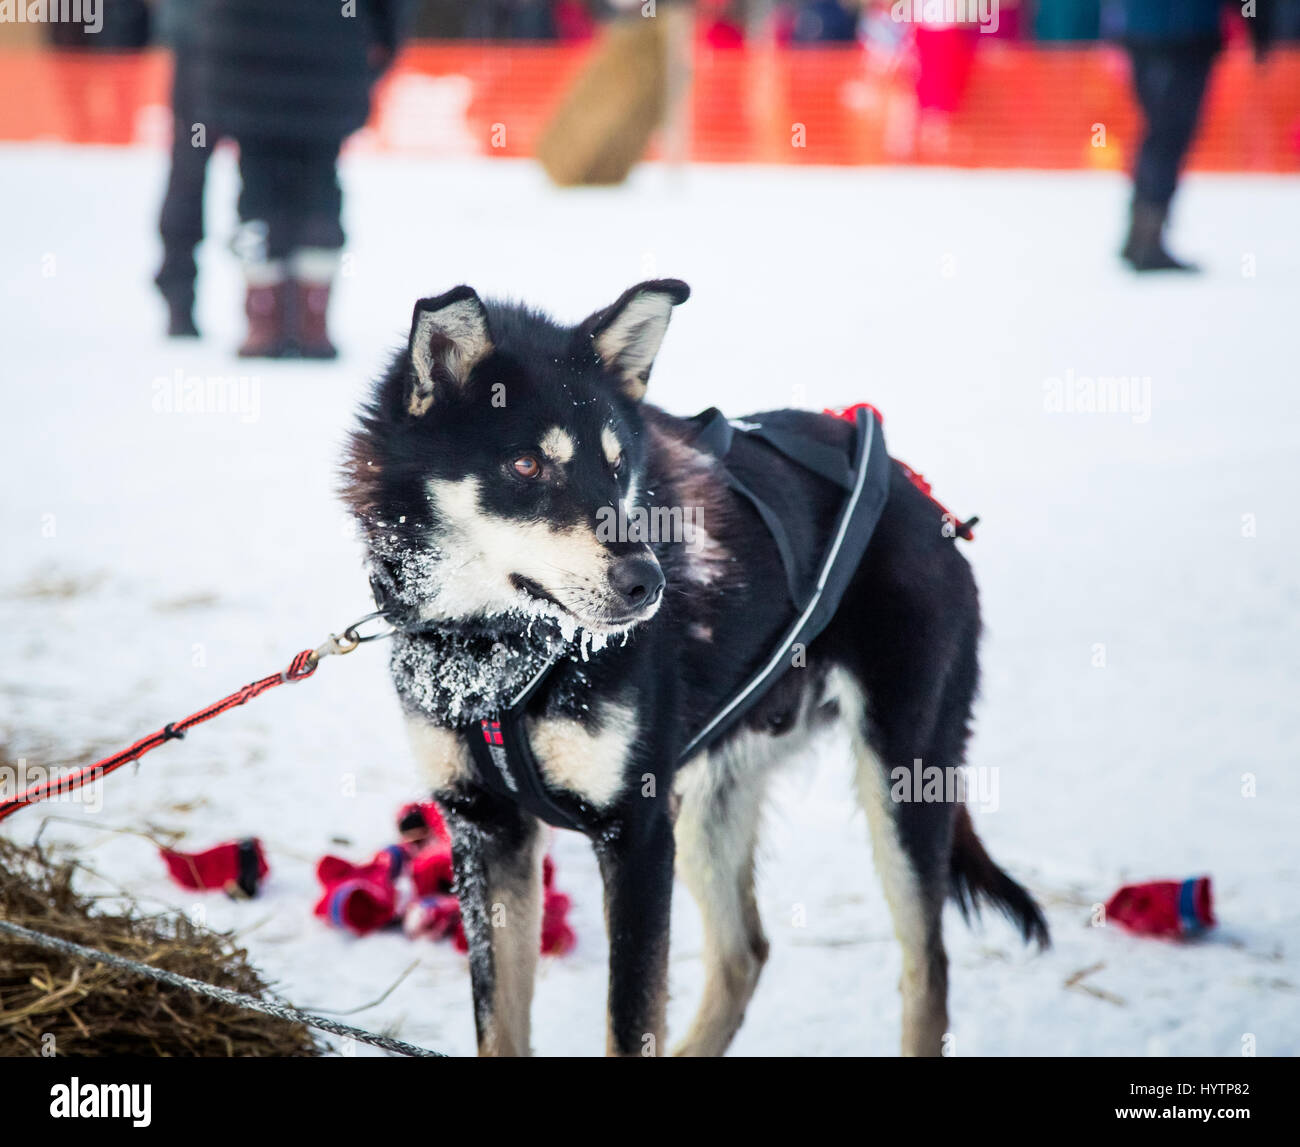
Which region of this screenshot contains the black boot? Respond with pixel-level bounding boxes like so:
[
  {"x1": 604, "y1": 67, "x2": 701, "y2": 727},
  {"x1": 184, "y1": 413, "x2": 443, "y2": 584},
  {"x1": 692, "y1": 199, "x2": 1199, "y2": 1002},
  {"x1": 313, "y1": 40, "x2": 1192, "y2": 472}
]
[
  {"x1": 155, "y1": 257, "x2": 200, "y2": 337},
  {"x1": 1121, "y1": 200, "x2": 1199, "y2": 273},
  {"x1": 164, "y1": 291, "x2": 199, "y2": 338}
]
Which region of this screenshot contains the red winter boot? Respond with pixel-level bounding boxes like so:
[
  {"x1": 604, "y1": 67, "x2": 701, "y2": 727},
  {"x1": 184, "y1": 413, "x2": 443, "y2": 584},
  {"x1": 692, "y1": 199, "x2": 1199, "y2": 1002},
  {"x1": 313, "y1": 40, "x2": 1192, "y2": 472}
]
[
  {"x1": 289, "y1": 247, "x2": 339, "y2": 359},
  {"x1": 238, "y1": 279, "x2": 291, "y2": 358},
  {"x1": 160, "y1": 838, "x2": 268, "y2": 898},
  {"x1": 314, "y1": 845, "x2": 406, "y2": 936},
  {"x1": 1106, "y1": 876, "x2": 1215, "y2": 938}
]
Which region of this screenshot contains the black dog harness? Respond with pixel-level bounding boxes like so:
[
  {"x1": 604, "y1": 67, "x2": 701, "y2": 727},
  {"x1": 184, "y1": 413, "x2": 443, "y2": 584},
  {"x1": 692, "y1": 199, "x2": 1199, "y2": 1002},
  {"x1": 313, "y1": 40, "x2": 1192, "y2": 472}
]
[{"x1": 465, "y1": 405, "x2": 892, "y2": 831}]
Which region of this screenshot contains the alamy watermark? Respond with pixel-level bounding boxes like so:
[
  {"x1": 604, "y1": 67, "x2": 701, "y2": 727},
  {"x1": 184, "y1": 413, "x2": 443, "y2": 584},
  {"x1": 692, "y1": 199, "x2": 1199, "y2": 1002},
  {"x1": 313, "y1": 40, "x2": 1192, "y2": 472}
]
[
  {"x1": 1043, "y1": 369, "x2": 1151, "y2": 424},
  {"x1": 596, "y1": 503, "x2": 704, "y2": 551},
  {"x1": 891, "y1": 762, "x2": 999, "y2": 813},
  {"x1": 891, "y1": 0, "x2": 1000, "y2": 34},
  {"x1": 50, "y1": 1078, "x2": 151, "y2": 1126},
  {"x1": 152, "y1": 369, "x2": 261, "y2": 423},
  {"x1": 0, "y1": 759, "x2": 103, "y2": 814},
  {"x1": 0, "y1": 0, "x2": 103, "y2": 34}
]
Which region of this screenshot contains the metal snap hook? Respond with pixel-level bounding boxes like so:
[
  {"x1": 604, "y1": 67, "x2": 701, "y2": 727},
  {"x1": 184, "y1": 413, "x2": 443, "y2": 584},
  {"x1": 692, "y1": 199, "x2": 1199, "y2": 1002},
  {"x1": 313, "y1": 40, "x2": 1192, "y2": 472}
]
[{"x1": 312, "y1": 610, "x2": 395, "y2": 663}]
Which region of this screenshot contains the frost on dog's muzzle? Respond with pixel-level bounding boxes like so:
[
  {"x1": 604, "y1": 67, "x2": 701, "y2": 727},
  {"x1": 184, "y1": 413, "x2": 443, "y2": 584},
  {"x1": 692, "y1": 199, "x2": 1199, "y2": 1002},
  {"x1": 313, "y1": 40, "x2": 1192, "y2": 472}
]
[{"x1": 365, "y1": 555, "x2": 423, "y2": 630}]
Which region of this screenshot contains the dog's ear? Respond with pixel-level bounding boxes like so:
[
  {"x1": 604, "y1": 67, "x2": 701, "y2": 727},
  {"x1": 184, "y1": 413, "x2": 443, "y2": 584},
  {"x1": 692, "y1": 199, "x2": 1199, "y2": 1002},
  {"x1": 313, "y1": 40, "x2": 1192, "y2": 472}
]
[
  {"x1": 406, "y1": 286, "x2": 493, "y2": 417},
  {"x1": 584, "y1": 279, "x2": 689, "y2": 401}
]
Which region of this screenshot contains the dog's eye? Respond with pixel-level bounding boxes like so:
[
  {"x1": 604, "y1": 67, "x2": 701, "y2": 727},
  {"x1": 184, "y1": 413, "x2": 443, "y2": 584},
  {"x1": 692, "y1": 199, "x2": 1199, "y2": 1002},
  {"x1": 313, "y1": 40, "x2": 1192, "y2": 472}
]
[
  {"x1": 611, "y1": 454, "x2": 625, "y2": 475},
  {"x1": 512, "y1": 454, "x2": 542, "y2": 479}
]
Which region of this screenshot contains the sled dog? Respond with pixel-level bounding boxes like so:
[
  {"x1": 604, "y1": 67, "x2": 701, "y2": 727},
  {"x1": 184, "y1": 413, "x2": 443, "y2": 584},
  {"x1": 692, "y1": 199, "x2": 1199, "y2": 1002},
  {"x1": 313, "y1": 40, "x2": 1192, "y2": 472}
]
[{"x1": 342, "y1": 280, "x2": 1047, "y2": 1057}]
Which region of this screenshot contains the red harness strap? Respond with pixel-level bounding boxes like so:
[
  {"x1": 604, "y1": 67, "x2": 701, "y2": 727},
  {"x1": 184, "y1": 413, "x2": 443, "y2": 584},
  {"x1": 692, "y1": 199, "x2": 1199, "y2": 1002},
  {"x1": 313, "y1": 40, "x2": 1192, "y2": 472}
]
[
  {"x1": 0, "y1": 649, "x2": 318, "y2": 824},
  {"x1": 824, "y1": 403, "x2": 977, "y2": 541}
]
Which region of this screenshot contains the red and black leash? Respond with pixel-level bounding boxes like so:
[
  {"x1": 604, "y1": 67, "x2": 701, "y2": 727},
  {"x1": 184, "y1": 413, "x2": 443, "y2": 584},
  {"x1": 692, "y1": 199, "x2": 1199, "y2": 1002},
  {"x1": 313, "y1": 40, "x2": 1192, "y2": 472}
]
[
  {"x1": 0, "y1": 612, "x2": 392, "y2": 825},
  {"x1": 2, "y1": 407, "x2": 974, "y2": 826}
]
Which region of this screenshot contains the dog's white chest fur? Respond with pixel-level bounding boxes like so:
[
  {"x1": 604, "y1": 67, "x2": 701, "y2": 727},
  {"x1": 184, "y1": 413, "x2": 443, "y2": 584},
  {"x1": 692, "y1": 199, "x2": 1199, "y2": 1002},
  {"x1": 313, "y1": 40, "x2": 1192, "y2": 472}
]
[{"x1": 526, "y1": 701, "x2": 638, "y2": 808}]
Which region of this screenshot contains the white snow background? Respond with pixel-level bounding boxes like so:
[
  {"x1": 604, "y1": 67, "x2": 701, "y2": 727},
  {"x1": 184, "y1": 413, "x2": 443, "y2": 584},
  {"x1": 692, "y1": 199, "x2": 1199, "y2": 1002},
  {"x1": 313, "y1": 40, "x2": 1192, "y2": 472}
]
[{"x1": 1, "y1": 144, "x2": 1297, "y2": 1056}]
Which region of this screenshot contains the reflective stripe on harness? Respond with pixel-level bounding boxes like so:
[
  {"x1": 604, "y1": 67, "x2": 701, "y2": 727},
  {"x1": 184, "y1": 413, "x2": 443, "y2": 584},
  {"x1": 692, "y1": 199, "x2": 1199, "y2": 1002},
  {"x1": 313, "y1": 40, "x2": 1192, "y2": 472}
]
[{"x1": 678, "y1": 406, "x2": 886, "y2": 761}]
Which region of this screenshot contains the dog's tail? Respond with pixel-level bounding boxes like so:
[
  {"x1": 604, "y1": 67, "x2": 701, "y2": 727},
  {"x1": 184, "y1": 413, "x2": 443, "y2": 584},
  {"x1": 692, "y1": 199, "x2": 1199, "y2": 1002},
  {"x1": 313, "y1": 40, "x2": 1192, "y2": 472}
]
[{"x1": 949, "y1": 805, "x2": 1050, "y2": 949}]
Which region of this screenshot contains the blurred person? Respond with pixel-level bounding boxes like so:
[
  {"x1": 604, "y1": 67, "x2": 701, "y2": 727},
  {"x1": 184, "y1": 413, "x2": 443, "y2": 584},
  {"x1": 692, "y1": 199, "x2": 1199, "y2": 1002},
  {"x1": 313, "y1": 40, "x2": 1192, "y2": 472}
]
[
  {"x1": 553, "y1": 0, "x2": 598, "y2": 41},
  {"x1": 1035, "y1": 0, "x2": 1101, "y2": 41},
  {"x1": 47, "y1": 0, "x2": 150, "y2": 47},
  {"x1": 788, "y1": 0, "x2": 861, "y2": 44},
  {"x1": 196, "y1": 0, "x2": 410, "y2": 358},
  {"x1": 1106, "y1": 0, "x2": 1274, "y2": 272},
  {"x1": 464, "y1": 0, "x2": 557, "y2": 39},
  {"x1": 911, "y1": 5, "x2": 984, "y2": 157},
  {"x1": 977, "y1": 0, "x2": 1024, "y2": 40},
  {"x1": 1280, "y1": 0, "x2": 1300, "y2": 38},
  {"x1": 913, "y1": 15, "x2": 977, "y2": 112},
  {"x1": 154, "y1": 0, "x2": 215, "y2": 338},
  {"x1": 699, "y1": 0, "x2": 746, "y2": 48},
  {"x1": 858, "y1": 1, "x2": 981, "y2": 160},
  {"x1": 45, "y1": 0, "x2": 151, "y2": 146}
]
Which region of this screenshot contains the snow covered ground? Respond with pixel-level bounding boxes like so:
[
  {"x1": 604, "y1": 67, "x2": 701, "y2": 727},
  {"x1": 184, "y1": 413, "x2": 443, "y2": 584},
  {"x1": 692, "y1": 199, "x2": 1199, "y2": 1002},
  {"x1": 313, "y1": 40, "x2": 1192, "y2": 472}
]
[{"x1": 1, "y1": 144, "x2": 1297, "y2": 1057}]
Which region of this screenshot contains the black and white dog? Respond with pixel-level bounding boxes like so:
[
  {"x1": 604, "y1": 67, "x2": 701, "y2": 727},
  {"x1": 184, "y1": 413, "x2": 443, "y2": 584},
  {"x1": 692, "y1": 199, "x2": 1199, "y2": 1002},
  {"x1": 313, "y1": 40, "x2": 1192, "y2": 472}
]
[{"x1": 342, "y1": 280, "x2": 1047, "y2": 1057}]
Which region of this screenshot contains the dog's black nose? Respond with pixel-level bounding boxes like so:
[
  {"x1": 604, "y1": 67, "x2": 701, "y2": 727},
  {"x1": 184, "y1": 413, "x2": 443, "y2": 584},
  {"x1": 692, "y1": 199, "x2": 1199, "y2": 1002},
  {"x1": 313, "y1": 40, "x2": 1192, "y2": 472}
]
[{"x1": 611, "y1": 556, "x2": 665, "y2": 611}]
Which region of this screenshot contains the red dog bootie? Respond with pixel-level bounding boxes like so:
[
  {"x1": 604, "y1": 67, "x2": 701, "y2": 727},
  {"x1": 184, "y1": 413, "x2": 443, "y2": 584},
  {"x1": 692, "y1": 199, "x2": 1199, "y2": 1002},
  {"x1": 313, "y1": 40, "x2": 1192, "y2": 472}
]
[
  {"x1": 403, "y1": 895, "x2": 467, "y2": 949},
  {"x1": 1106, "y1": 876, "x2": 1215, "y2": 938},
  {"x1": 314, "y1": 845, "x2": 407, "y2": 936},
  {"x1": 160, "y1": 838, "x2": 268, "y2": 898},
  {"x1": 399, "y1": 837, "x2": 464, "y2": 951},
  {"x1": 315, "y1": 801, "x2": 578, "y2": 955},
  {"x1": 410, "y1": 845, "x2": 455, "y2": 899},
  {"x1": 541, "y1": 888, "x2": 576, "y2": 956},
  {"x1": 396, "y1": 800, "x2": 449, "y2": 846},
  {"x1": 541, "y1": 855, "x2": 576, "y2": 955}
]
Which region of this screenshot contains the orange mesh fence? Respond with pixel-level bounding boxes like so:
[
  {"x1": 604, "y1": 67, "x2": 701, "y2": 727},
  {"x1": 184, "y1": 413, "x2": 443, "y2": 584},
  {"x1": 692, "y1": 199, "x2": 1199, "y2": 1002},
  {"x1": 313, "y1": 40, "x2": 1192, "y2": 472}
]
[{"x1": 0, "y1": 42, "x2": 1296, "y2": 171}]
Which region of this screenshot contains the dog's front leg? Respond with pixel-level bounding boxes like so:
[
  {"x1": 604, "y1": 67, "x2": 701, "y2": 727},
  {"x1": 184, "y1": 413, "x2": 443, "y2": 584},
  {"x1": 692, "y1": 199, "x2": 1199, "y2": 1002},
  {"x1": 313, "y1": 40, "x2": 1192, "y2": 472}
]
[
  {"x1": 439, "y1": 787, "x2": 544, "y2": 1057},
  {"x1": 593, "y1": 807, "x2": 676, "y2": 1057}
]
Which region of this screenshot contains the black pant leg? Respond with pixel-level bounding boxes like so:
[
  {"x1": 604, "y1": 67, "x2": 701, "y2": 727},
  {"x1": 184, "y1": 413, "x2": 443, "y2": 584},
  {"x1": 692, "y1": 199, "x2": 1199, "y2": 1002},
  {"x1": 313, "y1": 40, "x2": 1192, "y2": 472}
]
[
  {"x1": 295, "y1": 139, "x2": 346, "y2": 252},
  {"x1": 1130, "y1": 45, "x2": 1217, "y2": 209},
  {"x1": 156, "y1": 47, "x2": 212, "y2": 293},
  {"x1": 236, "y1": 137, "x2": 293, "y2": 261},
  {"x1": 237, "y1": 137, "x2": 345, "y2": 259}
]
